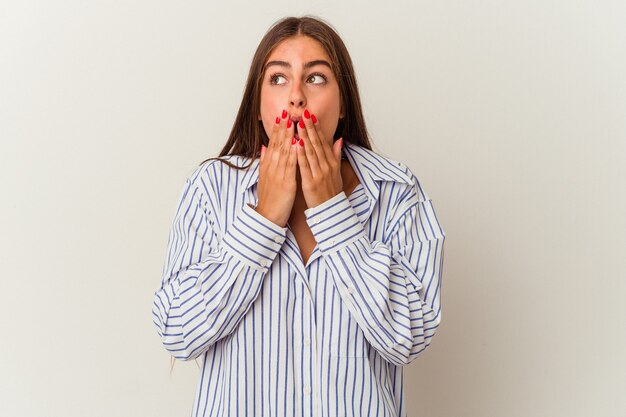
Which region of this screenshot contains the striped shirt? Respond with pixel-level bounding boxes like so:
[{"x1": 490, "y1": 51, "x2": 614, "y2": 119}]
[{"x1": 152, "y1": 141, "x2": 446, "y2": 417}]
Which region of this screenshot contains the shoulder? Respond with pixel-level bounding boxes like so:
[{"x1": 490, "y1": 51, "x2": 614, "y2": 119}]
[
  {"x1": 188, "y1": 154, "x2": 255, "y2": 187},
  {"x1": 348, "y1": 143, "x2": 430, "y2": 203},
  {"x1": 178, "y1": 155, "x2": 256, "y2": 208}
]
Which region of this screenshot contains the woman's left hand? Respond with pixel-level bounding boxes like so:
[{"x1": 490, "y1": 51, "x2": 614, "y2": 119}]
[{"x1": 296, "y1": 110, "x2": 344, "y2": 209}]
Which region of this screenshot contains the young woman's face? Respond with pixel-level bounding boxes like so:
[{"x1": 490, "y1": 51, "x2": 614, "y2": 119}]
[{"x1": 259, "y1": 35, "x2": 343, "y2": 145}]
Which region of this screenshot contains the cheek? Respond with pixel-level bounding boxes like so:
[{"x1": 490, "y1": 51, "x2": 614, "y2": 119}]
[
  {"x1": 313, "y1": 117, "x2": 337, "y2": 144},
  {"x1": 322, "y1": 121, "x2": 339, "y2": 143},
  {"x1": 316, "y1": 102, "x2": 341, "y2": 140},
  {"x1": 316, "y1": 92, "x2": 341, "y2": 119},
  {"x1": 259, "y1": 96, "x2": 277, "y2": 136},
  {"x1": 260, "y1": 93, "x2": 284, "y2": 123}
]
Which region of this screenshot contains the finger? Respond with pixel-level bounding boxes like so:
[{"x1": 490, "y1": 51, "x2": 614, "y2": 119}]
[
  {"x1": 302, "y1": 109, "x2": 323, "y2": 155},
  {"x1": 268, "y1": 109, "x2": 288, "y2": 149},
  {"x1": 297, "y1": 117, "x2": 320, "y2": 176},
  {"x1": 296, "y1": 136, "x2": 313, "y2": 184},
  {"x1": 268, "y1": 114, "x2": 280, "y2": 150},
  {"x1": 333, "y1": 137, "x2": 343, "y2": 163},
  {"x1": 286, "y1": 116, "x2": 295, "y2": 147},
  {"x1": 268, "y1": 110, "x2": 288, "y2": 168},
  {"x1": 307, "y1": 111, "x2": 336, "y2": 165},
  {"x1": 277, "y1": 115, "x2": 295, "y2": 171},
  {"x1": 285, "y1": 132, "x2": 298, "y2": 180}
]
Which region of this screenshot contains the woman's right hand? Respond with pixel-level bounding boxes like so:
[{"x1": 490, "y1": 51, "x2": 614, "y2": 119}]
[{"x1": 254, "y1": 110, "x2": 298, "y2": 227}]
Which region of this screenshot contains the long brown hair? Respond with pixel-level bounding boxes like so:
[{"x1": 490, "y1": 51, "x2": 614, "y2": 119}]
[{"x1": 199, "y1": 15, "x2": 372, "y2": 169}]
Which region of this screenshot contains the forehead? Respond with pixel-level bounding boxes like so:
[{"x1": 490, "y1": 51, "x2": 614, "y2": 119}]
[{"x1": 265, "y1": 35, "x2": 330, "y2": 64}]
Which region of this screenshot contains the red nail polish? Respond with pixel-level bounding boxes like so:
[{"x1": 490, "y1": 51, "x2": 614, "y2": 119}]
[
  {"x1": 275, "y1": 116, "x2": 280, "y2": 124},
  {"x1": 292, "y1": 137, "x2": 296, "y2": 145},
  {"x1": 282, "y1": 109, "x2": 287, "y2": 119},
  {"x1": 311, "y1": 114, "x2": 317, "y2": 123},
  {"x1": 287, "y1": 119, "x2": 292, "y2": 128},
  {"x1": 304, "y1": 109, "x2": 310, "y2": 119},
  {"x1": 299, "y1": 119, "x2": 305, "y2": 129},
  {"x1": 299, "y1": 138, "x2": 304, "y2": 147}
]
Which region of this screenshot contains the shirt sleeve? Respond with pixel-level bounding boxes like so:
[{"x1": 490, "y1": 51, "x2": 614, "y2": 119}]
[
  {"x1": 304, "y1": 182, "x2": 445, "y2": 367},
  {"x1": 151, "y1": 173, "x2": 287, "y2": 360}
]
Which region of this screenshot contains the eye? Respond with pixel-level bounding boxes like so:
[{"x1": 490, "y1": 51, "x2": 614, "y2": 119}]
[
  {"x1": 269, "y1": 73, "x2": 287, "y2": 85},
  {"x1": 307, "y1": 73, "x2": 327, "y2": 85}
]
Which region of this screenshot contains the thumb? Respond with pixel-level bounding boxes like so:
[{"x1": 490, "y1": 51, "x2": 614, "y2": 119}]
[{"x1": 333, "y1": 137, "x2": 343, "y2": 162}]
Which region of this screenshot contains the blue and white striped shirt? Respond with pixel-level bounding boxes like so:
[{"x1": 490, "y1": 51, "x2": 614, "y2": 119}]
[{"x1": 152, "y1": 142, "x2": 446, "y2": 417}]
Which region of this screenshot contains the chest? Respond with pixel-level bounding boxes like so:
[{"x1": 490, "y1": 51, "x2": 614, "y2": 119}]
[{"x1": 288, "y1": 166, "x2": 361, "y2": 265}]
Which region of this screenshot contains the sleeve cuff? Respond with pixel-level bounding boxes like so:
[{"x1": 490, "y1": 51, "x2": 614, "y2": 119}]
[
  {"x1": 304, "y1": 191, "x2": 366, "y2": 254},
  {"x1": 222, "y1": 203, "x2": 287, "y2": 270}
]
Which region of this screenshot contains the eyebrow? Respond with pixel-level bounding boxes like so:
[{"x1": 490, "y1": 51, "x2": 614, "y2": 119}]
[{"x1": 264, "y1": 60, "x2": 332, "y2": 71}]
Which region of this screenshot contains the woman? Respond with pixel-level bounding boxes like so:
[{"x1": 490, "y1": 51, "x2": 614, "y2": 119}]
[{"x1": 152, "y1": 15, "x2": 446, "y2": 417}]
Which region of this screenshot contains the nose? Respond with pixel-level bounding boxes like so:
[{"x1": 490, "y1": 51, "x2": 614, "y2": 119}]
[{"x1": 289, "y1": 81, "x2": 306, "y2": 109}]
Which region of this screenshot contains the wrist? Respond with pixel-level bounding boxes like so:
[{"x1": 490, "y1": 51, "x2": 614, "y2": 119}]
[{"x1": 253, "y1": 203, "x2": 286, "y2": 228}]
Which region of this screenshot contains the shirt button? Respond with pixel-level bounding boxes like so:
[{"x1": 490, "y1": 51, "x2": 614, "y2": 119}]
[
  {"x1": 314, "y1": 217, "x2": 321, "y2": 224},
  {"x1": 304, "y1": 337, "x2": 311, "y2": 346},
  {"x1": 329, "y1": 239, "x2": 336, "y2": 246},
  {"x1": 273, "y1": 235, "x2": 282, "y2": 243},
  {"x1": 347, "y1": 285, "x2": 355, "y2": 294},
  {"x1": 303, "y1": 386, "x2": 311, "y2": 395},
  {"x1": 259, "y1": 260, "x2": 267, "y2": 267}
]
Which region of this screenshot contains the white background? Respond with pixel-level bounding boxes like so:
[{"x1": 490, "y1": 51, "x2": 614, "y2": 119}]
[{"x1": 1, "y1": 1, "x2": 625, "y2": 416}]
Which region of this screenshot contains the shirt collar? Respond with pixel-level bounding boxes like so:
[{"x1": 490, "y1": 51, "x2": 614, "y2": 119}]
[{"x1": 240, "y1": 141, "x2": 412, "y2": 200}]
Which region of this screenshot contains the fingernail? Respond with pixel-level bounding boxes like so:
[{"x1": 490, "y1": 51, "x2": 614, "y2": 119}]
[
  {"x1": 292, "y1": 137, "x2": 296, "y2": 145},
  {"x1": 282, "y1": 109, "x2": 287, "y2": 119},
  {"x1": 299, "y1": 119, "x2": 305, "y2": 129},
  {"x1": 304, "y1": 109, "x2": 310, "y2": 119},
  {"x1": 287, "y1": 119, "x2": 292, "y2": 128},
  {"x1": 311, "y1": 114, "x2": 317, "y2": 123},
  {"x1": 299, "y1": 138, "x2": 304, "y2": 147}
]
